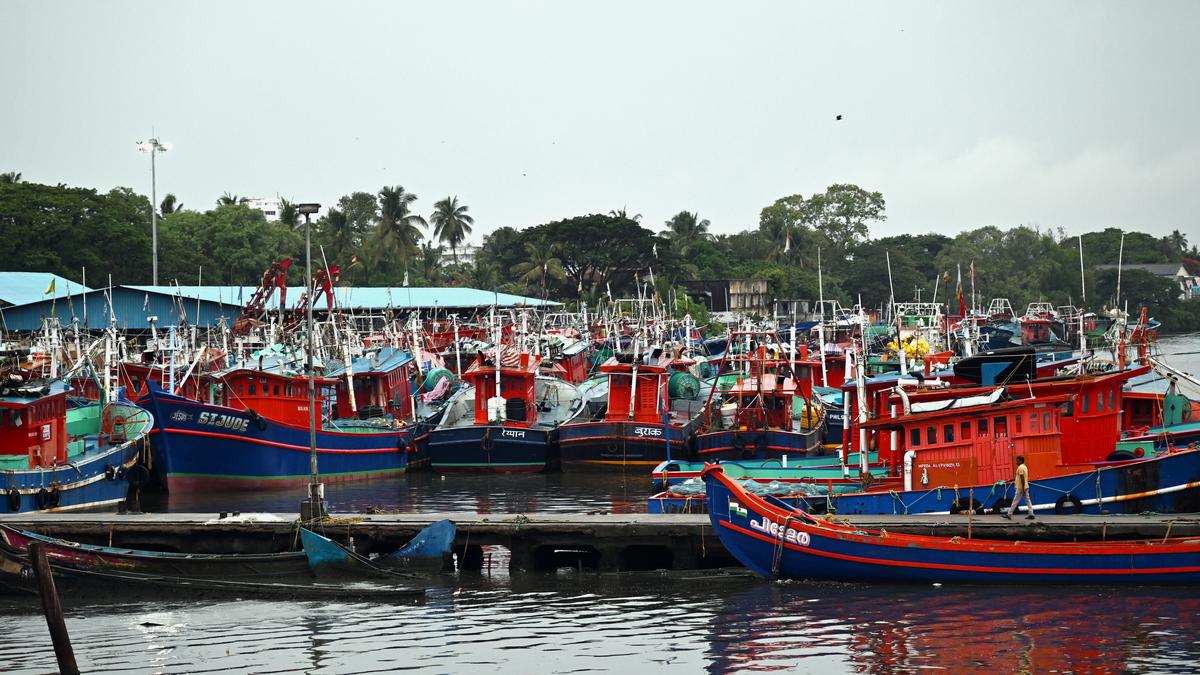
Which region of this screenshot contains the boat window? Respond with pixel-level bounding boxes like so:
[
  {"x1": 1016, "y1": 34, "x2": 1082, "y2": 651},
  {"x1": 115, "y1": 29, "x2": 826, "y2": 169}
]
[
  {"x1": 910, "y1": 428, "x2": 921, "y2": 447},
  {"x1": 943, "y1": 424, "x2": 954, "y2": 443},
  {"x1": 249, "y1": 384, "x2": 257, "y2": 396},
  {"x1": 961, "y1": 421, "x2": 971, "y2": 439},
  {"x1": 1043, "y1": 412, "x2": 1051, "y2": 430},
  {"x1": 994, "y1": 416, "x2": 1008, "y2": 437},
  {"x1": 927, "y1": 426, "x2": 937, "y2": 445},
  {"x1": 1081, "y1": 395, "x2": 1089, "y2": 415},
  {"x1": 1096, "y1": 392, "x2": 1104, "y2": 412},
  {"x1": 1015, "y1": 415, "x2": 1022, "y2": 434},
  {"x1": 1109, "y1": 389, "x2": 1115, "y2": 410},
  {"x1": 274, "y1": 385, "x2": 280, "y2": 396},
  {"x1": 1029, "y1": 414, "x2": 1039, "y2": 433},
  {"x1": 978, "y1": 418, "x2": 988, "y2": 435}
]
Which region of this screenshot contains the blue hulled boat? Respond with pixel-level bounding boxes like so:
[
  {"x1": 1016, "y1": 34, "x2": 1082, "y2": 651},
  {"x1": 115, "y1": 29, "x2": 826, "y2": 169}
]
[
  {"x1": 426, "y1": 345, "x2": 583, "y2": 473},
  {"x1": 1, "y1": 379, "x2": 152, "y2": 512},
  {"x1": 139, "y1": 376, "x2": 411, "y2": 491},
  {"x1": 704, "y1": 464, "x2": 1200, "y2": 584}
]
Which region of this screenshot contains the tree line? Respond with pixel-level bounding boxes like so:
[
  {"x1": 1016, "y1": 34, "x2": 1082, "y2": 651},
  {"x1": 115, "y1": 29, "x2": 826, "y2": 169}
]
[{"x1": 1, "y1": 173, "x2": 1197, "y2": 330}]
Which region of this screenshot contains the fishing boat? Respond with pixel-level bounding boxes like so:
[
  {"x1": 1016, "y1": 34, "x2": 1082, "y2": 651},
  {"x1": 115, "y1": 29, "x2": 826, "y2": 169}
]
[
  {"x1": 1, "y1": 377, "x2": 152, "y2": 512},
  {"x1": 426, "y1": 345, "x2": 584, "y2": 473},
  {"x1": 324, "y1": 346, "x2": 455, "y2": 470},
  {"x1": 138, "y1": 367, "x2": 413, "y2": 491},
  {"x1": 650, "y1": 452, "x2": 879, "y2": 489},
  {"x1": 785, "y1": 386, "x2": 1200, "y2": 516},
  {"x1": 0, "y1": 523, "x2": 312, "y2": 579},
  {"x1": 703, "y1": 464, "x2": 1200, "y2": 583},
  {"x1": 558, "y1": 345, "x2": 707, "y2": 471},
  {"x1": 0, "y1": 537, "x2": 423, "y2": 600},
  {"x1": 692, "y1": 330, "x2": 825, "y2": 462}
]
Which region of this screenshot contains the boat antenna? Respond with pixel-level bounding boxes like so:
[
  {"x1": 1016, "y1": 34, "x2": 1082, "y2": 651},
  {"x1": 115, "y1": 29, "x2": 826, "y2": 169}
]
[{"x1": 1077, "y1": 234, "x2": 1086, "y2": 307}]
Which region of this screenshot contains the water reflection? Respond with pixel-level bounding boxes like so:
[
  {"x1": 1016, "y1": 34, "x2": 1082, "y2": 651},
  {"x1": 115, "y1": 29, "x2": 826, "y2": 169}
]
[
  {"x1": 2, "y1": 573, "x2": 1199, "y2": 673},
  {"x1": 705, "y1": 582, "x2": 1200, "y2": 673},
  {"x1": 152, "y1": 471, "x2": 655, "y2": 515}
]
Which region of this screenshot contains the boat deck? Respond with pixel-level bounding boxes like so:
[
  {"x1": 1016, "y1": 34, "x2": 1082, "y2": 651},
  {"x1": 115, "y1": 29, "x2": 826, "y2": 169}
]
[{"x1": 3, "y1": 511, "x2": 1199, "y2": 572}]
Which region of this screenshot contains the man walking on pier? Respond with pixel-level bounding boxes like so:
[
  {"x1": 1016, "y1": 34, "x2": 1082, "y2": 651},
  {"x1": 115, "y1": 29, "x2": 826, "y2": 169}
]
[{"x1": 1002, "y1": 455, "x2": 1035, "y2": 520}]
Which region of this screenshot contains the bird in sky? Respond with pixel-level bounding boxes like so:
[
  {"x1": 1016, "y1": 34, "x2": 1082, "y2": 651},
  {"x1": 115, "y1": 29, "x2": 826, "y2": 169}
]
[{"x1": 836, "y1": 114, "x2": 843, "y2": 121}]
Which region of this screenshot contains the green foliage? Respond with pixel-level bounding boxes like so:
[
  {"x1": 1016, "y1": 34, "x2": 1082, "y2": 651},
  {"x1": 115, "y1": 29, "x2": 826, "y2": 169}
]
[
  {"x1": 159, "y1": 204, "x2": 303, "y2": 284},
  {"x1": 4, "y1": 179, "x2": 1199, "y2": 333},
  {"x1": 0, "y1": 182, "x2": 152, "y2": 283}
]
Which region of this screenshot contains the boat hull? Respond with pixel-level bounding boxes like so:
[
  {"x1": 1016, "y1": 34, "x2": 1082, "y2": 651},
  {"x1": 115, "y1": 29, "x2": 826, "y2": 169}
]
[
  {"x1": 0, "y1": 401, "x2": 146, "y2": 513},
  {"x1": 811, "y1": 449, "x2": 1200, "y2": 516},
  {"x1": 704, "y1": 466, "x2": 1200, "y2": 584},
  {"x1": 558, "y1": 420, "x2": 694, "y2": 471},
  {"x1": 139, "y1": 385, "x2": 410, "y2": 492},
  {"x1": 693, "y1": 428, "x2": 822, "y2": 463},
  {"x1": 427, "y1": 425, "x2": 554, "y2": 473}
]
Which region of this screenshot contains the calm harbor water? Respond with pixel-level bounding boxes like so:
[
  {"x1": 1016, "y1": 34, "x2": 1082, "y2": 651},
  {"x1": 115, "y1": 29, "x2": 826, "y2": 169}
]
[{"x1": 1, "y1": 333, "x2": 1198, "y2": 673}]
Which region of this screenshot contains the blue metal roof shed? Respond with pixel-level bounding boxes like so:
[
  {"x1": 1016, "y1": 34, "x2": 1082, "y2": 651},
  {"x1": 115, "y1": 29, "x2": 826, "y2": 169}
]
[
  {"x1": 0, "y1": 272, "x2": 92, "y2": 307},
  {"x1": 0, "y1": 284, "x2": 559, "y2": 332}
]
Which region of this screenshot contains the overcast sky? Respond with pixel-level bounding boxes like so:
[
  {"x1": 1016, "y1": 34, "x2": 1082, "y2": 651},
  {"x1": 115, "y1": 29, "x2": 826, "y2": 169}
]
[{"x1": 3, "y1": 1, "x2": 1197, "y2": 244}]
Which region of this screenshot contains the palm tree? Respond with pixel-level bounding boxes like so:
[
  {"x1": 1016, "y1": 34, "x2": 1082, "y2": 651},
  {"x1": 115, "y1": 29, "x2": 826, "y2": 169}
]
[
  {"x1": 277, "y1": 198, "x2": 300, "y2": 230},
  {"x1": 374, "y1": 185, "x2": 427, "y2": 269},
  {"x1": 160, "y1": 193, "x2": 182, "y2": 214},
  {"x1": 217, "y1": 192, "x2": 248, "y2": 206},
  {"x1": 511, "y1": 240, "x2": 566, "y2": 298},
  {"x1": 468, "y1": 259, "x2": 499, "y2": 290},
  {"x1": 663, "y1": 211, "x2": 711, "y2": 256},
  {"x1": 1168, "y1": 229, "x2": 1189, "y2": 254},
  {"x1": 321, "y1": 207, "x2": 358, "y2": 264},
  {"x1": 609, "y1": 206, "x2": 642, "y2": 221},
  {"x1": 0, "y1": 172, "x2": 22, "y2": 184},
  {"x1": 430, "y1": 196, "x2": 474, "y2": 262},
  {"x1": 417, "y1": 241, "x2": 445, "y2": 284}
]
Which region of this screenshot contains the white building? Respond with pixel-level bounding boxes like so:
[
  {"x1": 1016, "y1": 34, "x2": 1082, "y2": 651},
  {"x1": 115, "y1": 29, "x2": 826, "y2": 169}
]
[
  {"x1": 439, "y1": 244, "x2": 481, "y2": 266},
  {"x1": 244, "y1": 196, "x2": 283, "y2": 222}
]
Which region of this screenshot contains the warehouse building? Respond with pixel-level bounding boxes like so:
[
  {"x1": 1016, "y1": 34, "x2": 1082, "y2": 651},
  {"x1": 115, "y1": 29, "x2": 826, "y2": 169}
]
[{"x1": 0, "y1": 279, "x2": 558, "y2": 333}]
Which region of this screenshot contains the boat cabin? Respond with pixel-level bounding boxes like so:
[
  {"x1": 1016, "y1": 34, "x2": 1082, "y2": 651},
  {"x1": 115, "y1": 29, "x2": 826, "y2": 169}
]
[
  {"x1": 212, "y1": 368, "x2": 336, "y2": 427},
  {"x1": 862, "y1": 393, "x2": 1071, "y2": 487},
  {"x1": 0, "y1": 380, "x2": 69, "y2": 468},
  {"x1": 600, "y1": 357, "x2": 671, "y2": 424},
  {"x1": 463, "y1": 348, "x2": 539, "y2": 427},
  {"x1": 325, "y1": 347, "x2": 417, "y2": 421}
]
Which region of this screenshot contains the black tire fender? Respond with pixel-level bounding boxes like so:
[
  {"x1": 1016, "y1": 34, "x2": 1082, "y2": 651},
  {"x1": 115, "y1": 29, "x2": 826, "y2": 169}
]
[
  {"x1": 481, "y1": 430, "x2": 495, "y2": 452},
  {"x1": 1055, "y1": 493, "x2": 1083, "y2": 515},
  {"x1": 6, "y1": 489, "x2": 20, "y2": 512},
  {"x1": 125, "y1": 464, "x2": 150, "y2": 489},
  {"x1": 949, "y1": 497, "x2": 983, "y2": 515},
  {"x1": 989, "y1": 497, "x2": 1012, "y2": 515}
]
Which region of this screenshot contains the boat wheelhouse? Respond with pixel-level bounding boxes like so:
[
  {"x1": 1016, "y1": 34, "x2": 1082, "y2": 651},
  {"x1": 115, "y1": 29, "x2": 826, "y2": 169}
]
[
  {"x1": 427, "y1": 347, "x2": 583, "y2": 473},
  {"x1": 558, "y1": 350, "x2": 706, "y2": 471},
  {"x1": 693, "y1": 331, "x2": 825, "y2": 462}
]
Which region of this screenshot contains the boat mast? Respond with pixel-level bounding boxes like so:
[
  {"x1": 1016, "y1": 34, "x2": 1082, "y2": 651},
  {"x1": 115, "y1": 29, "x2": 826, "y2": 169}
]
[{"x1": 817, "y1": 248, "x2": 828, "y2": 388}]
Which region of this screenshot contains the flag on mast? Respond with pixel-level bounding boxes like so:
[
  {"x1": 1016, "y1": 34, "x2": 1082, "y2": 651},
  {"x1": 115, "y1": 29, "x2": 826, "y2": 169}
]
[
  {"x1": 43, "y1": 278, "x2": 56, "y2": 295},
  {"x1": 955, "y1": 264, "x2": 966, "y2": 317},
  {"x1": 784, "y1": 229, "x2": 791, "y2": 254}
]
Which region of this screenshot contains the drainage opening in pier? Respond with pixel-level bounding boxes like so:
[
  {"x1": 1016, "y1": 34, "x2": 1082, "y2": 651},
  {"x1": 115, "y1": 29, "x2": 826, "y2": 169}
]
[
  {"x1": 620, "y1": 545, "x2": 674, "y2": 571},
  {"x1": 534, "y1": 546, "x2": 602, "y2": 572}
]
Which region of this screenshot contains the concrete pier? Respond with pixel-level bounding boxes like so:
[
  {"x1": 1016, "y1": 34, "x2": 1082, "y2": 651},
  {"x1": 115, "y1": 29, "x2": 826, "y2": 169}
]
[{"x1": 3, "y1": 512, "x2": 1199, "y2": 573}]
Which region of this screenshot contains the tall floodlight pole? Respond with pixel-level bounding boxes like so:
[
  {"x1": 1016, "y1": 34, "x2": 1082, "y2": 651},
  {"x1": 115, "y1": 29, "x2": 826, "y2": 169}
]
[
  {"x1": 298, "y1": 202, "x2": 325, "y2": 521},
  {"x1": 136, "y1": 137, "x2": 170, "y2": 285}
]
